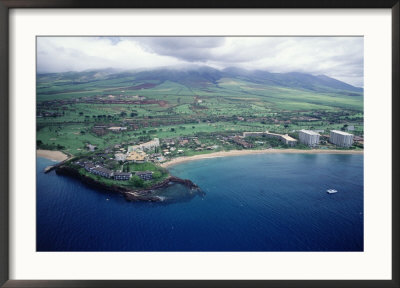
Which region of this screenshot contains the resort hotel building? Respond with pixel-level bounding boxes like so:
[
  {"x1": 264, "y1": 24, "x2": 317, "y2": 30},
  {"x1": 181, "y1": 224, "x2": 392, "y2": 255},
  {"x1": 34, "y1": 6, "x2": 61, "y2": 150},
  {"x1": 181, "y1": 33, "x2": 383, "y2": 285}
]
[
  {"x1": 114, "y1": 172, "x2": 132, "y2": 181},
  {"x1": 136, "y1": 171, "x2": 153, "y2": 181},
  {"x1": 298, "y1": 130, "x2": 320, "y2": 147},
  {"x1": 128, "y1": 138, "x2": 160, "y2": 152},
  {"x1": 329, "y1": 130, "x2": 354, "y2": 147},
  {"x1": 126, "y1": 150, "x2": 147, "y2": 163}
]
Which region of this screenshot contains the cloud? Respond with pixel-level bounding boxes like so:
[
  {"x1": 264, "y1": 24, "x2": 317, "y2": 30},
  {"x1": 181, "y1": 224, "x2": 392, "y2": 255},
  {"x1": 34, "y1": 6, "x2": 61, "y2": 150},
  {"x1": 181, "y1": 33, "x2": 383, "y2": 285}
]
[
  {"x1": 37, "y1": 37, "x2": 186, "y2": 73},
  {"x1": 131, "y1": 37, "x2": 226, "y2": 62},
  {"x1": 37, "y1": 36, "x2": 363, "y2": 87}
]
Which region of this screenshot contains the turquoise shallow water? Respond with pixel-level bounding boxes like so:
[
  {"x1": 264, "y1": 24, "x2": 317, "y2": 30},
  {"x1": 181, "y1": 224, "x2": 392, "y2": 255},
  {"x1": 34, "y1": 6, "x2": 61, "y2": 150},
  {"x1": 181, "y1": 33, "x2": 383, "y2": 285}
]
[{"x1": 37, "y1": 153, "x2": 363, "y2": 251}]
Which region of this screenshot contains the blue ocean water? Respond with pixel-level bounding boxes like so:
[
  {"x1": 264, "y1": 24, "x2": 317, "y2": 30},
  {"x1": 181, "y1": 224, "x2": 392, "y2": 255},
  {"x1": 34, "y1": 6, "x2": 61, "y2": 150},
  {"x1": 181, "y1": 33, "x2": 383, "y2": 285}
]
[{"x1": 37, "y1": 153, "x2": 363, "y2": 251}]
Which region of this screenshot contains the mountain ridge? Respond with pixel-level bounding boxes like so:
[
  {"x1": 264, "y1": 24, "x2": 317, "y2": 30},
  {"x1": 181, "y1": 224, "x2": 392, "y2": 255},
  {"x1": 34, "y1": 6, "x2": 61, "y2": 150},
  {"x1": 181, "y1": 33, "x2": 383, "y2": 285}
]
[{"x1": 37, "y1": 66, "x2": 363, "y2": 95}]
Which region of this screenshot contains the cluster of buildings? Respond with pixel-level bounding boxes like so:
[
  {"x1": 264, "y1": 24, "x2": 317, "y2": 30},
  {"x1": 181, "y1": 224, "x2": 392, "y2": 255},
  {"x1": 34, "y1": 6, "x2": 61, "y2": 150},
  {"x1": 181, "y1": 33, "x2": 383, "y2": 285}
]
[
  {"x1": 113, "y1": 138, "x2": 161, "y2": 164},
  {"x1": 298, "y1": 129, "x2": 354, "y2": 147},
  {"x1": 126, "y1": 150, "x2": 147, "y2": 163},
  {"x1": 231, "y1": 136, "x2": 253, "y2": 148},
  {"x1": 243, "y1": 129, "x2": 355, "y2": 148},
  {"x1": 108, "y1": 126, "x2": 127, "y2": 132},
  {"x1": 128, "y1": 138, "x2": 160, "y2": 152},
  {"x1": 75, "y1": 160, "x2": 153, "y2": 181},
  {"x1": 161, "y1": 136, "x2": 215, "y2": 155},
  {"x1": 92, "y1": 125, "x2": 128, "y2": 136},
  {"x1": 243, "y1": 131, "x2": 297, "y2": 147}
]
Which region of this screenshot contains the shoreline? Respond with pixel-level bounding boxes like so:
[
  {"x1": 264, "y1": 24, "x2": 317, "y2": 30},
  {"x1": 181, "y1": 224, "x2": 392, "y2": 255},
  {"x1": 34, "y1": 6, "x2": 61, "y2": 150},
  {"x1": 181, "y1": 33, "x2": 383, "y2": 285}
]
[
  {"x1": 37, "y1": 149, "x2": 70, "y2": 162},
  {"x1": 160, "y1": 149, "x2": 363, "y2": 168}
]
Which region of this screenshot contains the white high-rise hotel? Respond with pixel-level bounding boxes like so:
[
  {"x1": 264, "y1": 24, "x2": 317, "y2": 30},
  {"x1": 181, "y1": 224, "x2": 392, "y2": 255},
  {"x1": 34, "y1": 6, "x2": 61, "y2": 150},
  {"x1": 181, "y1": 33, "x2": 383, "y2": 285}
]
[
  {"x1": 329, "y1": 130, "x2": 354, "y2": 147},
  {"x1": 298, "y1": 130, "x2": 320, "y2": 147}
]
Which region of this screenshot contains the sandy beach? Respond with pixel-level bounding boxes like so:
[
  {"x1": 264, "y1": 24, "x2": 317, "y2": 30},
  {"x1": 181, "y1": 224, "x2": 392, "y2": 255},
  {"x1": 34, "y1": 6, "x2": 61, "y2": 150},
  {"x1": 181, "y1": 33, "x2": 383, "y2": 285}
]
[
  {"x1": 160, "y1": 149, "x2": 363, "y2": 168},
  {"x1": 37, "y1": 149, "x2": 69, "y2": 161}
]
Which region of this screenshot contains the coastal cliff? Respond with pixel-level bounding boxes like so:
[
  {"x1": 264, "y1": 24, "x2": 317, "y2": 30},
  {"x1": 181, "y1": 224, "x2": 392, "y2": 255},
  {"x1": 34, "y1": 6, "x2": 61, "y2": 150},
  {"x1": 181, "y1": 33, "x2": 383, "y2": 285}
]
[{"x1": 55, "y1": 165, "x2": 200, "y2": 202}]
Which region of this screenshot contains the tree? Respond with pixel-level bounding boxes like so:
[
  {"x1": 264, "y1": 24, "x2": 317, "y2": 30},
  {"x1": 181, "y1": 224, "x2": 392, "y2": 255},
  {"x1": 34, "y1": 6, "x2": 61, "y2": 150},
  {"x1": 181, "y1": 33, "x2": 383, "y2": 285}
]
[
  {"x1": 130, "y1": 175, "x2": 144, "y2": 187},
  {"x1": 56, "y1": 144, "x2": 65, "y2": 150},
  {"x1": 152, "y1": 171, "x2": 162, "y2": 179}
]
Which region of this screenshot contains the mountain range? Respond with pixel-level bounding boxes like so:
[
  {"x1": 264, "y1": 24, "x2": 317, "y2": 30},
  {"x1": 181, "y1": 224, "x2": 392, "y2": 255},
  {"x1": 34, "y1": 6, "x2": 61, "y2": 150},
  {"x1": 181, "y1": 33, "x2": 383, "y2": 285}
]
[{"x1": 38, "y1": 66, "x2": 363, "y2": 96}]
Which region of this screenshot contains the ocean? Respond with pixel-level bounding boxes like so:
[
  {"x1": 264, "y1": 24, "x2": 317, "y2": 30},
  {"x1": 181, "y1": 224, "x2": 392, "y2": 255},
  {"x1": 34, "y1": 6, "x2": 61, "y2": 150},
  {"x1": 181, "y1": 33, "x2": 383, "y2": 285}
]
[{"x1": 37, "y1": 153, "x2": 363, "y2": 251}]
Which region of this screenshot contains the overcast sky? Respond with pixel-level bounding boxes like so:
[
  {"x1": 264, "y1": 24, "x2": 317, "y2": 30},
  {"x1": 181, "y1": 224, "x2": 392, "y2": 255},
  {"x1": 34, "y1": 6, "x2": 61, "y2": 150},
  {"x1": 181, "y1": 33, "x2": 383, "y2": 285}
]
[{"x1": 37, "y1": 36, "x2": 364, "y2": 87}]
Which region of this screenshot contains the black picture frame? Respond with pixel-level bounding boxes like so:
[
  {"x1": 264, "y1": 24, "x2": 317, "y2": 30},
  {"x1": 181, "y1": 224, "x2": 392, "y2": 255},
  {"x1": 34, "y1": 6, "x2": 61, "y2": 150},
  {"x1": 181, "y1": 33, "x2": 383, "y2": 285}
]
[{"x1": 0, "y1": 1, "x2": 399, "y2": 287}]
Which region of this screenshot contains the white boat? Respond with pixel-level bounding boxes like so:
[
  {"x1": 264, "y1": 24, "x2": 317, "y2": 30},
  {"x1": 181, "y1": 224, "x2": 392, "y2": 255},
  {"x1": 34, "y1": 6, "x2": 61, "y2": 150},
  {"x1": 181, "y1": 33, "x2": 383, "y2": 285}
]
[{"x1": 327, "y1": 189, "x2": 338, "y2": 194}]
